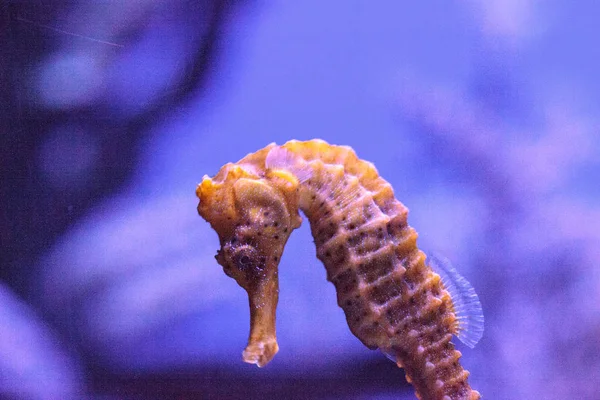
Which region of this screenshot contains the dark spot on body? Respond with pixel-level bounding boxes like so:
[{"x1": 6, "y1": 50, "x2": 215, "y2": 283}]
[
  {"x1": 358, "y1": 254, "x2": 394, "y2": 283},
  {"x1": 348, "y1": 235, "x2": 361, "y2": 247},
  {"x1": 332, "y1": 269, "x2": 358, "y2": 293},
  {"x1": 368, "y1": 279, "x2": 403, "y2": 304}
]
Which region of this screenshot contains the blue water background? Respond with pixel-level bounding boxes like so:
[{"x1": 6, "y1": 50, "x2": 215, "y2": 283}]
[{"x1": 2, "y1": 1, "x2": 600, "y2": 399}]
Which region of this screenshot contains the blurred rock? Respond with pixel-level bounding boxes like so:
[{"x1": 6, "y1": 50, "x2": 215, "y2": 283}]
[{"x1": 0, "y1": 283, "x2": 84, "y2": 399}]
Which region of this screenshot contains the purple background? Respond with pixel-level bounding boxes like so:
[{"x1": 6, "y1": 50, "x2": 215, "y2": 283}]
[{"x1": 2, "y1": 1, "x2": 600, "y2": 399}]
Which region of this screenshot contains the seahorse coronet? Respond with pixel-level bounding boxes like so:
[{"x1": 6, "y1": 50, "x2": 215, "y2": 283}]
[{"x1": 196, "y1": 139, "x2": 482, "y2": 400}]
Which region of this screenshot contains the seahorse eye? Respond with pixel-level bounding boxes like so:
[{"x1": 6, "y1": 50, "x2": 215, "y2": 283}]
[
  {"x1": 219, "y1": 243, "x2": 268, "y2": 289},
  {"x1": 228, "y1": 244, "x2": 264, "y2": 273},
  {"x1": 237, "y1": 254, "x2": 252, "y2": 269}
]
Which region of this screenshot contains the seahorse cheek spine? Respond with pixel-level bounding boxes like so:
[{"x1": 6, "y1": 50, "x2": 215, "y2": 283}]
[{"x1": 196, "y1": 139, "x2": 481, "y2": 399}]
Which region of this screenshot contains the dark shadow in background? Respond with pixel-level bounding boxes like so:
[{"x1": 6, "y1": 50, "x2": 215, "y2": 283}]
[
  {"x1": 0, "y1": 0, "x2": 230, "y2": 292},
  {"x1": 92, "y1": 359, "x2": 409, "y2": 399}
]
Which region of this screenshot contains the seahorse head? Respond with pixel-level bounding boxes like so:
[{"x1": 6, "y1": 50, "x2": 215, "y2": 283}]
[{"x1": 196, "y1": 148, "x2": 302, "y2": 366}]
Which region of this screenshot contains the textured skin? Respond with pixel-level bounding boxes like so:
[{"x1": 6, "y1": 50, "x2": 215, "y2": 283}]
[{"x1": 196, "y1": 139, "x2": 480, "y2": 400}]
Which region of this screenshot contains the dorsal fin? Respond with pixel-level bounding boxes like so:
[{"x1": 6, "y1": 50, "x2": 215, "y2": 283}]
[
  {"x1": 265, "y1": 145, "x2": 313, "y2": 182},
  {"x1": 427, "y1": 254, "x2": 484, "y2": 348}
]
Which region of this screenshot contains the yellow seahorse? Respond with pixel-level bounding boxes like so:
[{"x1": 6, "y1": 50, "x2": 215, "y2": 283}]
[{"x1": 196, "y1": 139, "x2": 483, "y2": 400}]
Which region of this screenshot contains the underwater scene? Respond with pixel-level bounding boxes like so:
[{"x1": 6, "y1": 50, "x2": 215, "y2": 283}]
[{"x1": 2, "y1": 1, "x2": 600, "y2": 399}]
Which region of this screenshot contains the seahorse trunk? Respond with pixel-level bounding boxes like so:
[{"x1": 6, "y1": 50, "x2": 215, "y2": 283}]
[
  {"x1": 284, "y1": 141, "x2": 480, "y2": 400},
  {"x1": 196, "y1": 139, "x2": 481, "y2": 400}
]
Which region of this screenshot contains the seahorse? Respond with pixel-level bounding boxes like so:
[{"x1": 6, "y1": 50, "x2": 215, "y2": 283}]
[{"x1": 196, "y1": 139, "x2": 484, "y2": 400}]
